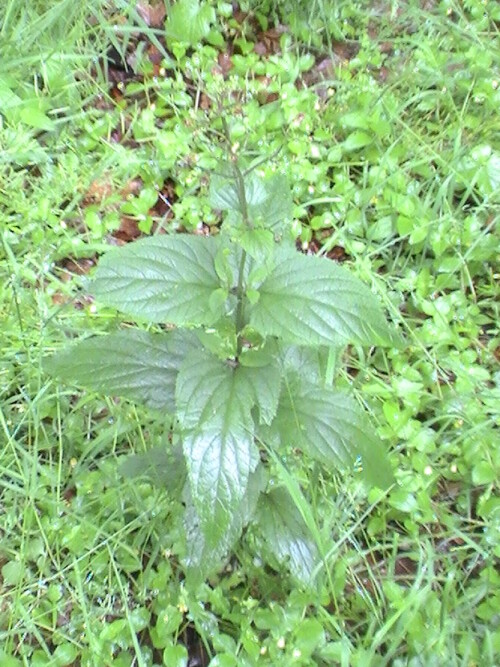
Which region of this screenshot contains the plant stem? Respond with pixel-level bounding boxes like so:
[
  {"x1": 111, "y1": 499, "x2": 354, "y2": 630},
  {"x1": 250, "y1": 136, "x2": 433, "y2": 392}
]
[
  {"x1": 232, "y1": 158, "x2": 252, "y2": 230},
  {"x1": 234, "y1": 250, "x2": 247, "y2": 357},
  {"x1": 232, "y1": 159, "x2": 249, "y2": 356},
  {"x1": 220, "y1": 113, "x2": 251, "y2": 357}
]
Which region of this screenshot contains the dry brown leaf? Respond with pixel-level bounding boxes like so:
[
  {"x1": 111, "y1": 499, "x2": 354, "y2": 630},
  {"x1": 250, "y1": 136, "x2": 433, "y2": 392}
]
[
  {"x1": 85, "y1": 177, "x2": 141, "y2": 204},
  {"x1": 85, "y1": 178, "x2": 114, "y2": 203},
  {"x1": 113, "y1": 216, "x2": 142, "y2": 242},
  {"x1": 136, "y1": 0, "x2": 166, "y2": 27},
  {"x1": 62, "y1": 258, "x2": 96, "y2": 276},
  {"x1": 199, "y1": 93, "x2": 211, "y2": 110},
  {"x1": 122, "y1": 179, "x2": 143, "y2": 197},
  {"x1": 217, "y1": 51, "x2": 233, "y2": 77},
  {"x1": 51, "y1": 292, "x2": 68, "y2": 306}
]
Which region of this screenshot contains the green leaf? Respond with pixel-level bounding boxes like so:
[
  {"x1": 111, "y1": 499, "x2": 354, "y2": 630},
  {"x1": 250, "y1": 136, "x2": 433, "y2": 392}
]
[
  {"x1": 472, "y1": 460, "x2": 496, "y2": 485},
  {"x1": 0, "y1": 76, "x2": 22, "y2": 110},
  {"x1": 53, "y1": 643, "x2": 79, "y2": 666},
  {"x1": 214, "y1": 244, "x2": 234, "y2": 285},
  {"x1": 162, "y1": 643, "x2": 188, "y2": 667},
  {"x1": 211, "y1": 171, "x2": 293, "y2": 237},
  {"x1": 294, "y1": 619, "x2": 326, "y2": 657},
  {"x1": 247, "y1": 261, "x2": 273, "y2": 290},
  {"x1": 241, "y1": 173, "x2": 268, "y2": 207},
  {"x1": 257, "y1": 487, "x2": 319, "y2": 584},
  {"x1": 19, "y1": 106, "x2": 54, "y2": 131},
  {"x1": 243, "y1": 171, "x2": 269, "y2": 207},
  {"x1": 210, "y1": 173, "x2": 239, "y2": 211},
  {"x1": 248, "y1": 174, "x2": 293, "y2": 236},
  {"x1": 238, "y1": 362, "x2": 281, "y2": 426},
  {"x1": 278, "y1": 344, "x2": 330, "y2": 385},
  {"x1": 152, "y1": 605, "x2": 183, "y2": 645},
  {"x1": 210, "y1": 170, "x2": 267, "y2": 212},
  {"x1": 1, "y1": 561, "x2": 24, "y2": 586},
  {"x1": 165, "y1": 0, "x2": 215, "y2": 47},
  {"x1": 239, "y1": 337, "x2": 279, "y2": 368},
  {"x1": 342, "y1": 130, "x2": 373, "y2": 151},
  {"x1": 208, "y1": 287, "x2": 230, "y2": 319},
  {"x1": 250, "y1": 246, "x2": 402, "y2": 348},
  {"x1": 246, "y1": 288, "x2": 260, "y2": 304},
  {"x1": 239, "y1": 228, "x2": 274, "y2": 261},
  {"x1": 272, "y1": 377, "x2": 394, "y2": 489},
  {"x1": 341, "y1": 111, "x2": 370, "y2": 130},
  {"x1": 197, "y1": 316, "x2": 237, "y2": 359},
  {"x1": 184, "y1": 465, "x2": 266, "y2": 584},
  {"x1": 175, "y1": 350, "x2": 259, "y2": 548},
  {"x1": 121, "y1": 187, "x2": 158, "y2": 216},
  {"x1": 45, "y1": 330, "x2": 199, "y2": 412},
  {"x1": 91, "y1": 235, "x2": 223, "y2": 325},
  {"x1": 119, "y1": 444, "x2": 186, "y2": 493}
]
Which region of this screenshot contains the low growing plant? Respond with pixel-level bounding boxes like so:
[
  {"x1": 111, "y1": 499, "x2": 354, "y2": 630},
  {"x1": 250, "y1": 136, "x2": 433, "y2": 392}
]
[{"x1": 46, "y1": 130, "x2": 402, "y2": 585}]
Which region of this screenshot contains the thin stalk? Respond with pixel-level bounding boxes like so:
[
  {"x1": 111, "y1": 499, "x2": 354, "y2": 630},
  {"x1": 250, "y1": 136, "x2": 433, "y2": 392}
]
[
  {"x1": 233, "y1": 157, "x2": 249, "y2": 357},
  {"x1": 220, "y1": 114, "x2": 252, "y2": 358},
  {"x1": 234, "y1": 250, "x2": 247, "y2": 357}
]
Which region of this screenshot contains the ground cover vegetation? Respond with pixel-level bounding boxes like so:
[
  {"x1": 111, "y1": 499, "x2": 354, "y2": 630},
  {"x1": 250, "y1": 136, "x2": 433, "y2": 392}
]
[{"x1": 0, "y1": 0, "x2": 499, "y2": 665}]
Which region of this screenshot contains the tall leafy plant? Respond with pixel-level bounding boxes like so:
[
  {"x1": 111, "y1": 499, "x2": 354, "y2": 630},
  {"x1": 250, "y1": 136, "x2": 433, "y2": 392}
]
[{"x1": 46, "y1": 137, "x2": 402, "y2": 584}]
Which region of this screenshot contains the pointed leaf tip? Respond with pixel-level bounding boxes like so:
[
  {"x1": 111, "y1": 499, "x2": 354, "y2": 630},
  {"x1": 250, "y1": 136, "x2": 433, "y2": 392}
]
[{"x1": 45, "y1": 329, "x2": 200, "y2": 412}]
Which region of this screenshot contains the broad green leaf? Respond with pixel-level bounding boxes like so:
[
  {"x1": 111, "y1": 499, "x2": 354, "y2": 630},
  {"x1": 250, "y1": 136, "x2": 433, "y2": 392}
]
[
  {"x1": 244, "y1": 174, "x2": 269, "y2": 207},
  {"x1": 0, "y1": 77, "x2": 54, "y2": 130},
  {"x1": 1, "y1": 561, "x2": 24, "y2": 586},
  {"x1": 341, "y1": 111, "x2": 370, "y2": 130},
  {"x1": 91, "y1": 235, "x2": 223, "y2": 325},
  {"x1": 210, "y1": 170, "x2": 267, "y2": 212},
  {"x1": 342, "y1": 130, "x2": 373, "y2": 151},
  {"x1": 272, "y1": 376, "x2": 394, "y2": 489},
  {"x1": 278, "y1": 344, "x2": 330, "y2": 385},
  {"x1": 45, "y1": 330, "x2": 200, "y2": 412},
  {"x1": 250, "y1": 246, "x2": 402, "y2": 348},
  {"x1": 0, "y1": 127, "x2": 48, "y2": 166},
  {"x1": 239, "y1": 228, "x2": 274, "y2": 261},
  {"x1": 162, "y1": 644, "x2": 188, "y2": 667},
  {"x1": 0, "y1": 76, "x2": 22, "y2": 110},
  {"x1": 52, "y1": 644, "x2": 79, "y2": 666},
  {"x1": 209, "y1": 173, "x2": 239, "y2": 211},
  {"x1": 257, "y1": 487, "x2": 319, "y2": 585},
  {"x1": 238, "y1": 362, "x2": 281, "y2": 425},
  {"x1": 175, "y1": 350, "x2": 259, "y2": 548},
  {"x1": 278, "y1": 343, "x2": 345, "y2": 386},
  {"x1": 246, "y1": 261, "x2": 273, "y2": 290},
  {"x1": 247, "y1": 174, "x2": 293, "y2": 236},
  {"x1": 19, "y1": 106, "x2": 54, "y2": 131},
  {"x1": 211, "y1": 171, "x2": 292, "y2": 236},
  {"x1": 165, "y1": 0, "x2": 215, "y2": 47},
  {"x1": 120, "y1": 187, "x2": 158, "y2": 216},
  {"x1": 239, "y1": 336, "x2": 279, "y2": 368},
  {"x1": 197, "y1": 316, "x2": 237, "y2": 359},
  {"x1": 294, "y1": 619, "x2": 326, "y2": 657},
  {"x1": 214, "y1": 244, "x2": 234, "y2": 285},
  {"x1": 208, "y1": 287, "x2": 229, "y2": 319},
  {"x1": 119, "y1": 444, "x2": 186, "y2": 493},
  {"x1": 183, "y1": 465, "x2": 266, "y2": 584},
  {"x1": 0, "y1": 653, "x2": 21, "y2": 667}
]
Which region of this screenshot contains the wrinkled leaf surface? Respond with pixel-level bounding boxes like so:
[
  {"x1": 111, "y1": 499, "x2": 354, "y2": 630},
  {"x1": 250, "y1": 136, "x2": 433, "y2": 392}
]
[
  {"x1": 250, "y1": 246, "x2": 402, "y2": 348},
  {"x1": 91, "y1": 235, "x2": 222, "y2": 326}
]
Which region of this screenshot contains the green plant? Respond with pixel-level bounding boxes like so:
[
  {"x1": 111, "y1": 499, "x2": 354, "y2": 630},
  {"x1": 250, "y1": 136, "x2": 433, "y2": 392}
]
[{"x1": 46, "y1": 118, "x2": 402, "y2": 585}]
